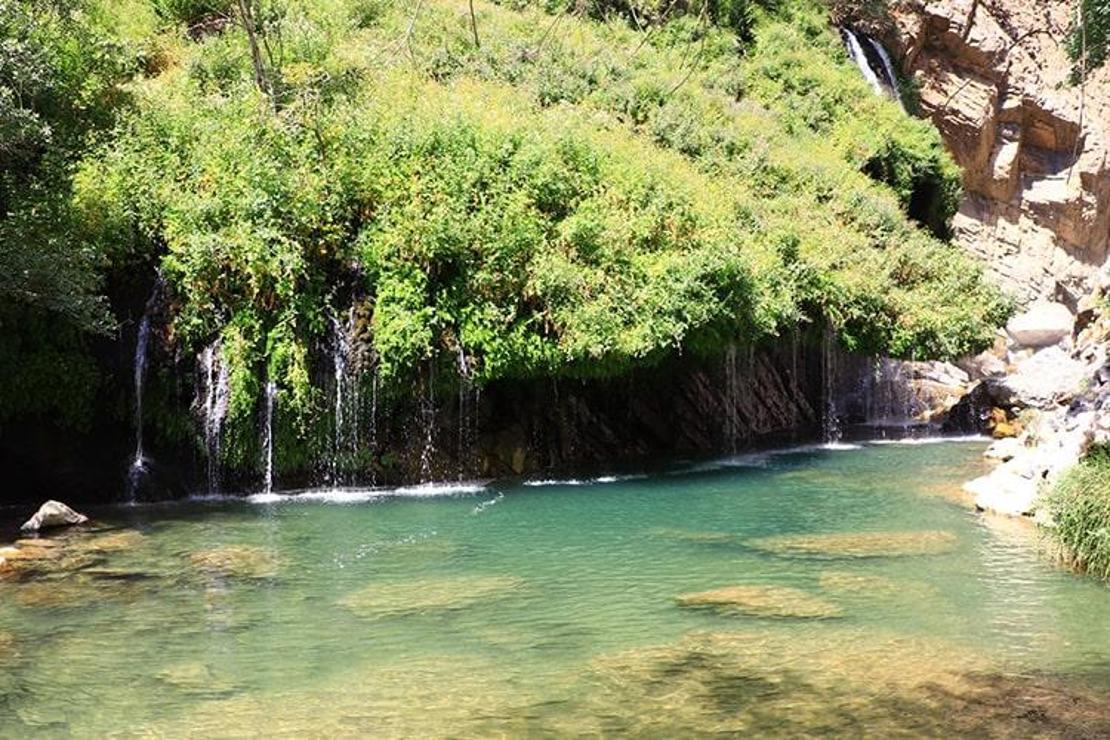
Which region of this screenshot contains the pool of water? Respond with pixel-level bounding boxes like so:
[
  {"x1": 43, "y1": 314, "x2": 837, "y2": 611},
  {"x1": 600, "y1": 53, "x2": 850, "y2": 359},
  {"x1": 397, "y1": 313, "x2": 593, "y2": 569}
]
[{"x1": 2, "y1": 439, "x2": 1110, "y2": 736}]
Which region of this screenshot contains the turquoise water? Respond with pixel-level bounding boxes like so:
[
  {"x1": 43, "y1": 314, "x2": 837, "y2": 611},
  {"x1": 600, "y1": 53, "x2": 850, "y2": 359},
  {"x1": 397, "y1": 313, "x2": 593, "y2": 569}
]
[{"x1": 3, "y1": 439, "x2": 1110, "y2": 736}]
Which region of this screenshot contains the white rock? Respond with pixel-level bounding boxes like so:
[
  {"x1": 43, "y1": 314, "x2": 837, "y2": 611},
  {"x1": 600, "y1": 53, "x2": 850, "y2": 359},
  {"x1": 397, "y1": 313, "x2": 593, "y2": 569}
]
[
  {"x1": 1003, "y1": 347, "x2": 1089, "y2": 407},
  {"x1": 20, "y1": 501, "x2": 88, "y2": 533},
  {"x1": 1005, "y1": 302, "x2": 1074, "y2": 348},
  {"x1": 983, "y1": 437, "x2": 1023, "y2": 462},
  {"x1": 965, "y1": 468, "x2": 1040, "y2": 517}
]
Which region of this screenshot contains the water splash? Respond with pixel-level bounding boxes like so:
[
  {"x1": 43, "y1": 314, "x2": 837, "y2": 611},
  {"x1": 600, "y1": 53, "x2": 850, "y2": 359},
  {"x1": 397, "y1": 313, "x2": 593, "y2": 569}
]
[
  {"x1": 198, "y1": 341, "x2": 230, "y2": 495},
  {"x1": 262, "y1": 380, "x2": 277, "y2": 495}
]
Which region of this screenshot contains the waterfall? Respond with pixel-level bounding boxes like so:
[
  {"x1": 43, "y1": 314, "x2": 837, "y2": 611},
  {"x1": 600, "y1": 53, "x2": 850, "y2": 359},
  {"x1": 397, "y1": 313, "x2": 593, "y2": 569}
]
[
  {"x1": 419, "y1": 362, "x2": 436, "y2": 482},
  {"x1": 867, "y1": 37, "x2": 906, "y2": 111},
  {"x1": 126, "y1": 280, "x2": 161, "y2": 501},
  {"x1": 262, "y1": 380, "x2": 276, "y2": 495},
  {"x1": 723, "y1": 344, "x2": 741, "y2": 453},
  {"x1": 456, "y1": 345, "x2": 471, "y2": 479},
  {"x1": 369, "y1": 367, "x2": 379, "y2": 484},
  {"x1": 822, "y1": 327, "x2": 842, "y2": 444},
  {"x1": 198, "y1": 341, "x2": 230, "y2": 495},
  {"x1": 329, "y1": 311, "x2": 359, "y2": 486},
  {"x1": 842, "y1": 28, "x2": 884, "y2": 96}
]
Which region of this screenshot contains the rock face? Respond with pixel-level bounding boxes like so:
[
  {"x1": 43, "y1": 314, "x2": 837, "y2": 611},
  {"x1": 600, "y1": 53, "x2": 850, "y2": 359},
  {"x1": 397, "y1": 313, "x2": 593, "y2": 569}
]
[
  {"x1": 880, "y1": 0, "x2": 1110, "y2": 304},
  {"x1": 20, "y1": 501, "x2": 88, "y2": 533}
]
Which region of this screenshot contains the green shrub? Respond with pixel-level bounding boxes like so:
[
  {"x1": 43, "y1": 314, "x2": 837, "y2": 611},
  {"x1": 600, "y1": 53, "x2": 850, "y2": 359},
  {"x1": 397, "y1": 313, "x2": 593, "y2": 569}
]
[{"x1": 1044, "y1": 446, "x2": 1110, "y2": 580}]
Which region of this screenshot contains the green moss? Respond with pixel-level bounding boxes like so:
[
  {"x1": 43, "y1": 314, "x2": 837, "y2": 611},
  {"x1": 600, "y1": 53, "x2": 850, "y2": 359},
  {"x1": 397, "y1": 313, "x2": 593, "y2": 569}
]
[{"x1": 1044, "y1": 446, "x2": 1110, "y2": 580}]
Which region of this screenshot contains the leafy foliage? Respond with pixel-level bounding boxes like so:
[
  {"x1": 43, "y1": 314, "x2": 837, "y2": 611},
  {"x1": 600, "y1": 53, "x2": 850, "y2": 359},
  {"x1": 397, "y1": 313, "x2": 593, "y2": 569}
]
[
  {"x1": 1045, "y1": 446, "x2": 1110, "y2": 580},
  {"x1": 71, "y1": 0, "x2": 1009, "y2": 463},
  {"x1": 1069, "y1": 0, "x2": 1110, "y2": 79}
]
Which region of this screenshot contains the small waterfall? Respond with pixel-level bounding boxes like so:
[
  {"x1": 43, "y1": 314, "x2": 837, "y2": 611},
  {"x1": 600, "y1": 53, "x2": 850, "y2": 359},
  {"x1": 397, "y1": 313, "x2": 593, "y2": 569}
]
[
  {"x1": 841, "y1": 28, "x2": 903, "y2": 108},
  {"x1": 419, "y1": 362, "x2": 436, "y2": 482},
  {"x1": 822, "y1": 327, "x2": 842, "y2": 444},
  {"x1": 456, "y1": 345, "x2": 471, "y2": 479},
  {"x1": 329, "y1": 310, "x2": 361, "y2": 486},
  {"x1": 867, "y1": 37, "x2": 906, "y2": 111},
  {"x1": 126, "y1": 280, "x2": 161, "y2": 501},
  {"x1": 842, "y1": 28, "x2": 884, "y2": 95},
  {"x1": 262, "y1": 380, "x2": 276, "y2": 495},
  {"x1": 865, "y1": 358, "x2": 918, "y2": 430},
  {"x1": 198, "y1": 341, "x2": 230, "y2": 494},
  {"x1": 369, "y1": 367, "x2": 379, "y2": 484},
  {"x1": 723, "y1": 344, "x2": 741, "y2": 453}
]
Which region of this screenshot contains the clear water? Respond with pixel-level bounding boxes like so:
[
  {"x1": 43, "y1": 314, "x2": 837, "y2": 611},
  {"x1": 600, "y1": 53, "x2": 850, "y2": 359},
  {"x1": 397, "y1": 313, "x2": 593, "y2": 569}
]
[{"x1": 3, "y1": 440, "x2": 1110, "y2": 736}]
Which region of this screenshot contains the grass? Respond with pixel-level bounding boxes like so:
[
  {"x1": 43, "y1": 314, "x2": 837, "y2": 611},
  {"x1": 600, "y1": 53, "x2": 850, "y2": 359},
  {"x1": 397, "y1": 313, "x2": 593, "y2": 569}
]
[{"x1": 1044, "y1": 446, "x2": 1110, "y2": 580}]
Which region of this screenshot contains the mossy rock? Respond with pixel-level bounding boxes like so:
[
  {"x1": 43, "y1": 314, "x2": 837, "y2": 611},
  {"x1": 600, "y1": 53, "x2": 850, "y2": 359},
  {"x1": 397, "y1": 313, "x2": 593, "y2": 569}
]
[
  {"x1": 676, "y1": 584, "x2": 842, "y2": 619},
  {"x1": 747, "y1": 531, "x2": 958, "y2": 558}
]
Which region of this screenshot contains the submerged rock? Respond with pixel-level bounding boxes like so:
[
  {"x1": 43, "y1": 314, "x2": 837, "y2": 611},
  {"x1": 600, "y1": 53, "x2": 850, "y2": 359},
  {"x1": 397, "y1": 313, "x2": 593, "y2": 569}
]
[
  {"x1": 586, "y1": 626, "x2": 1110, "y2": 735},
  {"x1": 188, "y1": 546, "x2": 281, "y2": 580},
  {"x1": 85, "y1": 530, "x2": 148, "y2": 553},
  {"x1": 20, "y1": 501, "x2": 88, "y2": 533},
  {"x1": 340, "y1": 575, "x2": 525, "y2": 618},
  {"x1": 675, "y1": 585, "x2": 842, "y2": 619},
  {"x1": 747, "y1": 531, "x2": 957, "y2": 558},
  {"x1": 651, "y1": 528, "x2": 738, "y2": 545},
  {"x1": 157, "y1": 662, "x2": 238, "y2": 696}
]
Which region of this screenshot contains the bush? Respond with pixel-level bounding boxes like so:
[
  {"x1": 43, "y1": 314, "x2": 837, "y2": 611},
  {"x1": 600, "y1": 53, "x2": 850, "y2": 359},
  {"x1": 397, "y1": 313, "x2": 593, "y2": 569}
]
[{"x1": 1044, "y1": 446, "x2": 1110, "y2": 579}]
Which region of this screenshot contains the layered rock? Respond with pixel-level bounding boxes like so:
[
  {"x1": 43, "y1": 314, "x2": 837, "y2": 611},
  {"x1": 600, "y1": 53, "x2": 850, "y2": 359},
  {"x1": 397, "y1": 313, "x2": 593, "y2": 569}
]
[{"x1": 880, "y1": 0, "x2": 1110, "y2": 304}]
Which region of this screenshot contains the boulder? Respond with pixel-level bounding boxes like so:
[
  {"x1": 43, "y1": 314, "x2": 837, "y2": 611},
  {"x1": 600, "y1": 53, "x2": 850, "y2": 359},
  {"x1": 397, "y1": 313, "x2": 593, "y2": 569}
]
[
  {"x1": 20, "y1": 501, "x2": 88, "y2": 533},
  {"x1": 1006, "y1": 303, "x2": 1074, "y2": 349},
  {"x1": 959, "y1": 350, "x2": 1008, "y2": 380},
  {"x1": 983, "y1": 437, "x2": 1023, "y2": 462}
]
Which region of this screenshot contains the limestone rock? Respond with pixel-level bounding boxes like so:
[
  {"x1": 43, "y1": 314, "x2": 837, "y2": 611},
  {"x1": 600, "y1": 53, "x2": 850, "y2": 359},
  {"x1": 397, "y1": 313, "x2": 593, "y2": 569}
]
[
  {"x1": 675, "y1": 585, "x2": 842, "y2": 619},
  {"x1": 20, "y1": 501, "x2": 88, "y2": 533},
  {"x1": 1006, "y1": 303, "x2": 1074, "y2": 348}
]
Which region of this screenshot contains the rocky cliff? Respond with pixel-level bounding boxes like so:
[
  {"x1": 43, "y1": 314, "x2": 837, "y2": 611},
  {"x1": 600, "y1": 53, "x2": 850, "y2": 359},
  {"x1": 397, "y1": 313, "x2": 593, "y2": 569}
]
[{"x1": 879, "y1": 0, "x2": 1110, "y2": 305}]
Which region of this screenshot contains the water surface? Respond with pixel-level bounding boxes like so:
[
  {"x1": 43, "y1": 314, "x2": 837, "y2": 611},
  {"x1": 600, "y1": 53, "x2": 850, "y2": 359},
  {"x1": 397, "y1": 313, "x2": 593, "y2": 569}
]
[{"x1": 3, "y1": 440, "x2": 1110, "y2": 736}]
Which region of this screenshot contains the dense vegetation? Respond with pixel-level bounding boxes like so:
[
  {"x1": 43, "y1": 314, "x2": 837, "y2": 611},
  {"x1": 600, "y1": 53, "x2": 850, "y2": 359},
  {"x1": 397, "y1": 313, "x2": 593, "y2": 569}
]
[
  {"x1": 1069, "y1": 0, "x2": 1110, "y2": 79},
  {"x1": 1045, "y1": 446, "x2": 1110, "y2": 580},
  {"x1": 2, "y1": 0, "x2": 1009, "y2": 478}
]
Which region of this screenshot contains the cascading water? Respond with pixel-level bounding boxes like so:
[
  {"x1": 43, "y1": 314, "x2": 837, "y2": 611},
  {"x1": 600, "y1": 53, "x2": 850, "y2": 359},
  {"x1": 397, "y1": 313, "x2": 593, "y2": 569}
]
[
  {"x1": 456, "y1": 345, "x2": 472, "y2": 479},
  {"x1": 419, "y1": 362, "x2": 436, "y2": 482},
  {"x1": 197, "y1": 341, "x2": 230, "y2": 495},
  {"x1": 822, "y1": 326, "x2": 842, "y2": 444},
  {"x1": 126, "y1": 280, "x2": 162, "y2": 501},
  {"x1": 842, "y1": 28, "x2": 884, "y2": 95},
  {"x1": 328, "y1": 310, "x2": 361, "y2": 486},
  {"x1": 867, "y1": 37, "x2": 906, "y2": 111},
  {"x1": 841, "y1": 28, "x2": 903, "y2": 108},
  {"x1": 262, "y1": 380, "x2": 277, "y2": 495},
  {"x1": 723, "y1": 344, "x2": 741, "y2": 453}
]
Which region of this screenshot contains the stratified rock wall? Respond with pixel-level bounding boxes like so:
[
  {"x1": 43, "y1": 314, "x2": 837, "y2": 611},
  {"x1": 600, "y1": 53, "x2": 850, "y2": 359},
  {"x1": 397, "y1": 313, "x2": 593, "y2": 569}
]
[{"x1": 882, "y1": 0, "x2": 1110, "y2": 305}]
